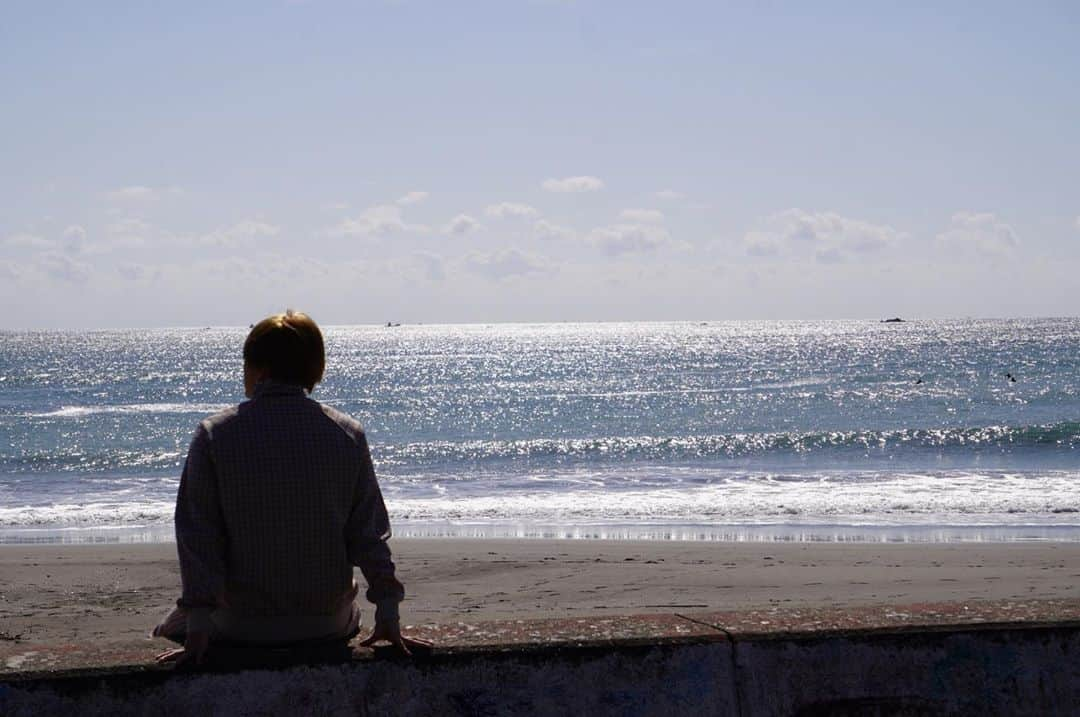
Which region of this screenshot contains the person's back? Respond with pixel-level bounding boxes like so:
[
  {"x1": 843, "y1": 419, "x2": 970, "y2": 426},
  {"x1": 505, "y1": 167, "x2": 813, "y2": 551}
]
[
  {"x1": 191, "y1": 384, "x2": 391, "y2": 617},
  {"x1": 155, "y1": 310, "x2": 420, "y2": 665}
]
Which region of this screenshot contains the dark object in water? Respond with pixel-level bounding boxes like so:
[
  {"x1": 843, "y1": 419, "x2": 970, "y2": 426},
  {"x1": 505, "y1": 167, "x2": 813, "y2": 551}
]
[{"x1": 881, "y1": 317, "x2": 905, "y2": 323}]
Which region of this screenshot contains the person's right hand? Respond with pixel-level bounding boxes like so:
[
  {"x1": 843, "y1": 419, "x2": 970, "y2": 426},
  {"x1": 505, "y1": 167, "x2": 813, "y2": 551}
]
[
  {"x1": 156, "y1": 629, "x2": 211, "y2": 667},
  {"x1": 359, "y1": 621, "x2": 432, "y2": 657}
]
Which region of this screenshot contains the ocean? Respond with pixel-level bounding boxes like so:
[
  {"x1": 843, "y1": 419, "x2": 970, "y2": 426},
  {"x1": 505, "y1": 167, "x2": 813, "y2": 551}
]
[{"x1": 1, "y1": 319, "x2": 1078, "y2": 543}]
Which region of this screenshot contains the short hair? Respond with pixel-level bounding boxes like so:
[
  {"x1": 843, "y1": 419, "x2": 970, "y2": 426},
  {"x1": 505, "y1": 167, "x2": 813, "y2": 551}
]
[{"x1": 243, "y1": 310, "x2": 325, "y2": 393}]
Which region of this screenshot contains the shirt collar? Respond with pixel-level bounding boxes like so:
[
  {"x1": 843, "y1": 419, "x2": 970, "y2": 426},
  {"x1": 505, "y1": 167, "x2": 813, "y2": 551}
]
[{"x1": 251, "y1": 380, "x2": 307, "y2": 399}]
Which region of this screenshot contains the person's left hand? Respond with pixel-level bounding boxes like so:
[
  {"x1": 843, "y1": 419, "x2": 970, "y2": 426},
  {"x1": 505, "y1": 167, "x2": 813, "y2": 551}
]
[{"x1": 155, "y1": 630, "x2": 211, "y2": 667}]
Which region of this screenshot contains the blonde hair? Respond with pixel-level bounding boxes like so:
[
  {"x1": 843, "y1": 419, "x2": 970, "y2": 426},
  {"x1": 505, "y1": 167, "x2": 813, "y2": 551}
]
[{"x1": 242, "y1": 310, "x2": 325, "y2": 392}]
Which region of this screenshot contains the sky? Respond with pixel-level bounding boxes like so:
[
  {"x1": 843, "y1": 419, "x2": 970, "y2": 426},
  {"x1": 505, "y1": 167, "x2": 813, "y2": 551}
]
[{"x1": 2, "y1": 1, "x2": 1079, "y2": 328}]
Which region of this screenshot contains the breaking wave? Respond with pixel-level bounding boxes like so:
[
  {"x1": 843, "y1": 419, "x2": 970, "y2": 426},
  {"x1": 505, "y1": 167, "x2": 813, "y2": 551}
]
[{"x1": 377, "y1": 422, "x2": 1080, "y2": 466}]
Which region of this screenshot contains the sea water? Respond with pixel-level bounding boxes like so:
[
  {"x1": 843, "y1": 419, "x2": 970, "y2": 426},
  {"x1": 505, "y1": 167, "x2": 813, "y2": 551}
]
[{"x1": 1, "y1": 319, "x2": 1078, "y2": 543}]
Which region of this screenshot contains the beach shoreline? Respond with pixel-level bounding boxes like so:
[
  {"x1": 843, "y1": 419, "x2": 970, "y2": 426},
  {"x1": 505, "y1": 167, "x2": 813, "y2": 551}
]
[
  {"x1": 2, "y1": 538, "x2": 1079, "y2": 647},
  {"x1": 5, "y1": 519, "x2": 1080, "y2": 546}
]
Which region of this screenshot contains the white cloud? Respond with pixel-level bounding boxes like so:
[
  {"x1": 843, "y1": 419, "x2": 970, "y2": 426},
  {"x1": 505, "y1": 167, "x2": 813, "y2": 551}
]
[
  {"x1": 485, "y1": 202, "x2": 540, "y2": 219},
  {"x1": 108, "y1": 218, "x2": 153, "y2": 234},
  {"x1": 106, "y1": 218, "x2": 153, "y2": 245},
  {"x1": 187, "y1": 253, "x2": 331, "y2": 284},
  {"x1": 619, "y1": 208, "x2": 664, "y2": 223},
  {"x1": 8, "y1": 224, "x2": 154, "y2": 257},
  {"x1": 464, "y1": 247, "x2": 553, "y2": 279},
  {"x1": 410, "y1": 251, "x2": 447, "y2": 281},
  {"x1": 35, "y1": 251, "x2": 91, "y2": 283},
  {"x1": 0, "y1": 260, "x2": 26, "y2": 281},
  {"x1": 282, "y1": 256, "x2": 331, "y2": 281},
  {"x1": 445, "y1": 214, "x2": 480, "y2": 235},
  {"x1": 654, "y1": 189, "x2": 683, "y2": 200},
  {"x1": 199, "y1": 220, "x2": 280, "y2": 248},
  {"x1": 116, "y1": 262, "x2": 161, "y2": 282},
  {"x1": 743, "y1": 231, "x2": 779, "y2": 257},
  {"x1": 106, "y1": 185, "x2": 178, "y2": 202},
  {"x1": 332, "y1": 204, "x2": 426, "y2": 238},
  {"x1": 396, "y1": 191, "x2": 429, "y2": 206},
  {"x1": 533, "y1": 219, "x2": 576, "y2": 242},
  {"x1": 3, "y1": 233, "x2": 55, "y2": 250},
  {"x1": 62, "y1": 225, "x2": 87, "y2": 254},
  {"x1": 117, "y1": 263, "x2": 144, "y2": 281},
  {"x1": 815, "y1": 247, "x2": 845, "y2": 264},
  {"x1": 542, "y1": 175, "x2": 605, "y2": 193},
  {"x1": 936, "y1": 212, "x2": 1019, "y2": 256},
  {"x1": 198, "y1": 256, "x2": 263, "y2": 281},
  {"x1": 587, "y1": 223, "x2": 679, "y2": 255},
  {"x1": 743, "y1": 209, "x2": 904, "y2": 259}
]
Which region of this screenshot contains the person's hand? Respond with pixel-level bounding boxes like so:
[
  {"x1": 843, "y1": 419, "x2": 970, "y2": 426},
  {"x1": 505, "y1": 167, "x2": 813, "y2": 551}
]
[
  {"x1": 155, "y1": 630, "x2": 211, "y2": 667},
  {"x1": 359, "y1": 621, "x2": 432, "y2": 657}
]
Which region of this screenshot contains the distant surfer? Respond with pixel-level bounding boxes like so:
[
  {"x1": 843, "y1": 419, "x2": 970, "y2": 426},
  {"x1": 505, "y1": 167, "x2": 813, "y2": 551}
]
[{"x1": 1005, "y1": 373, "x2": 1017, "y2": 383}]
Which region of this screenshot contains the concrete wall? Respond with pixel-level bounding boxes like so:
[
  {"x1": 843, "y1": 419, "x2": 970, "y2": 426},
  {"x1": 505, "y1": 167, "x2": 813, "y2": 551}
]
[
  {"x1": 3, "y1": 602, "x2": 1080, "y2": 716},
  {"x1": 733, "y1": 628, "x2": 1080, "y2": 715},
  {"x1": 1, "y1": 644, "x2": 735, "y2": 717}
]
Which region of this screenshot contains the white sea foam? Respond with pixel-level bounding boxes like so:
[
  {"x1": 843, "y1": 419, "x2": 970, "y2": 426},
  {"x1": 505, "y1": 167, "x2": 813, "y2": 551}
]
[
  {"x1": 0, "y1": 501, "x2": 175, "y2": 528},
  {"x1": 5, "y1": 471, "x2": 1078, "y2": 532},
  {"x1": 32, "y1": 403, "x2": 228, "y2": 418},
  {"x1": 384, "y1": 470, "x2": 1080, "y2": 527},
  {"x1": 8, "y1": 470, "x2": 1080, "y2": 537}
]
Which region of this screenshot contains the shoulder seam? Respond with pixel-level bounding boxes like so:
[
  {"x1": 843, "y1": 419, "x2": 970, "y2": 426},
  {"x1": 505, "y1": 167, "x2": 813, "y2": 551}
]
[{"x1": 319, "y1": 403, "x2": 365, "y2": 446}]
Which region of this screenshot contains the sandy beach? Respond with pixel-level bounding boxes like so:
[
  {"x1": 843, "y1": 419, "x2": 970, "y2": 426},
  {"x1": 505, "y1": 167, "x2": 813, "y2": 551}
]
[{"x1": 2, "y1": 538, "x2": 1079, "y2": 646}]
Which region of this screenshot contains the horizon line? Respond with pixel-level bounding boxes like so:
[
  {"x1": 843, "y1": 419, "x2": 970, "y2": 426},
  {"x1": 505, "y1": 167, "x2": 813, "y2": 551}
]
[{"x1": 3, "y1": 315, "x2": 1079, "y2": 332}]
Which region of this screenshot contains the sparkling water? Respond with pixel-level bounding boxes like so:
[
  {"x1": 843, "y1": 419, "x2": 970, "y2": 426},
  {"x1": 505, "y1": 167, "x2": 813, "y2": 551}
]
[{"x1": 2, "y1": 319, "x2": 1078, "y2": 542}]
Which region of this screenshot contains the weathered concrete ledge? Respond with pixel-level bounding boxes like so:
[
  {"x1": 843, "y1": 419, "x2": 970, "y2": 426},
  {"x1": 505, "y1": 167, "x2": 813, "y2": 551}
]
[{"x1": 2, "y1": 599, "x2": 1079, "y2": 715}]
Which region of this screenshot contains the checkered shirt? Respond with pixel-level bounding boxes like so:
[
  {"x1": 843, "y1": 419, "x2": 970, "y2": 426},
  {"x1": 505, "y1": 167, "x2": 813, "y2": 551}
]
[{"x1": 175, "y1": 380, "x2": 404, "y2": 629}]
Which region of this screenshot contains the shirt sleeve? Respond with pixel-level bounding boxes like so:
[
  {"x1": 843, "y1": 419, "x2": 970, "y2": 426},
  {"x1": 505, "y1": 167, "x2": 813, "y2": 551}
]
[
  {"x1": 175, "y1": 421, "x2": 228, "y2": 634},
  {"x1": 345, "y1": 430, "x2": 405, "y2": 624}
]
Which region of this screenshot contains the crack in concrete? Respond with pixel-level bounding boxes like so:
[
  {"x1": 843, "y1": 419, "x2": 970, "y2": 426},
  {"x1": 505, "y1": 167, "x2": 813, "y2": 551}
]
[{"x1": 675, "y1": 613, "x2": 744, "y2": 716}]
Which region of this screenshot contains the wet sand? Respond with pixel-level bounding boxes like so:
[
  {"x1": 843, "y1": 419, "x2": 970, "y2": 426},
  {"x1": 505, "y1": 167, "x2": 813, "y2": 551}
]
[{"x1": 2, "y1": 539, "x2": 1079, "y2": 645}]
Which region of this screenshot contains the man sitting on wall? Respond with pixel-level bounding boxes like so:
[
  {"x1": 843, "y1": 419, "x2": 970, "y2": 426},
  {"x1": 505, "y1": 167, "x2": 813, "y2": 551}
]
[{"x1": 153, "y1": 310, "x2": 424, "y2": 665}]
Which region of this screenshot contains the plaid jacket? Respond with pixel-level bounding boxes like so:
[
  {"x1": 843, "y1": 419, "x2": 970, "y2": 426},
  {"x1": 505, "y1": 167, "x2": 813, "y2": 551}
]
[{"x1": 175, "y1": 380, "x2": 404, "y2": 632}]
